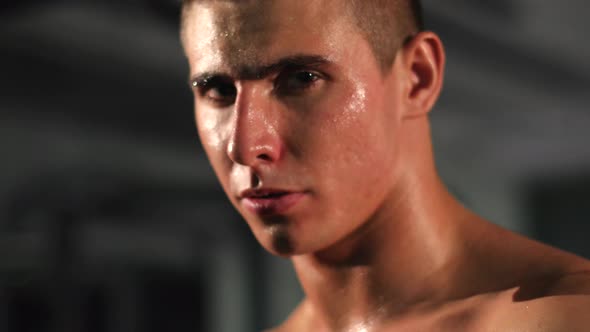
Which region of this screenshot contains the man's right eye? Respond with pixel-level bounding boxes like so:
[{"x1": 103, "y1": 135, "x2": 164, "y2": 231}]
[{"x1": 194, "y1": 78, "x2": 237, "y2": 106}]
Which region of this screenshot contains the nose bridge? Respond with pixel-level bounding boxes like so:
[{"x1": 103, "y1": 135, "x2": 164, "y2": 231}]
[{"x1": 227, "y1": 82, "x2": 282, "y2": 166}]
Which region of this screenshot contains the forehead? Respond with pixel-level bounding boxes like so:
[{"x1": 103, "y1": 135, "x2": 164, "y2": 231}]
[{"x1": 182, "y1": 0, "x2": 356, "y2": 74}]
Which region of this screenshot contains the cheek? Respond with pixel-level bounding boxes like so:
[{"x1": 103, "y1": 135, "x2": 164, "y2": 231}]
[
  {"x1": 304, "y1": 83, "x2": 397, "y2": 198},
  {"x1": 314, "y1": 83, "x2": 390, "y2": 161}
]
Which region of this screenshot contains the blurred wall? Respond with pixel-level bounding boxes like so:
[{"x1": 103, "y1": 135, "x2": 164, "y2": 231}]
[{"x1": 1, "y1": 1, "x2": 589, "y2": 331}]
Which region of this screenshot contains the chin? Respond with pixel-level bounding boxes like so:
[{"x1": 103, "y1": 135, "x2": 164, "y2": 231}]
[
  {"x1": 256, "y1": 225, "x2": 299, "y2": 257},
  {"x1": 259, "y1": 230, "x2": 337, "y2": 259},
  {"x1": 253, "y1": 224, "x2": 317, "y2": 258},
  {"x1": 246, "y1": 212, "x2": 333, "y2": 257}
]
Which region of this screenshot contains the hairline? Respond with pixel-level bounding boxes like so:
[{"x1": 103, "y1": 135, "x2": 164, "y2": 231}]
[{"x1": 180, "y1": 0, "x2": 422, "y2": 74}]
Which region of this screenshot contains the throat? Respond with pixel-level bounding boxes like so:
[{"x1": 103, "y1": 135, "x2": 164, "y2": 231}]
[
  {"x1": 290, "y1": 215, "x2": 468, "y2": 329},
  {"x1": 291, "y1": 255, "x2": 451, "y2": 332}
]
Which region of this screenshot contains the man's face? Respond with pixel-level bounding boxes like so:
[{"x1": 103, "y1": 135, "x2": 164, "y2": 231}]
[{"x1": 183, "y1": 0, "x2": 408, "y2": 256}]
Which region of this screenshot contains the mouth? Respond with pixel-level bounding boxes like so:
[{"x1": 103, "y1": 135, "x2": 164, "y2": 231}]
[
  {"x1": 242, "y1": 189, "x2": 289, "y2": 199},
  {"x1": 239, "y1": 189, "x2": 306, "y2": 216}
]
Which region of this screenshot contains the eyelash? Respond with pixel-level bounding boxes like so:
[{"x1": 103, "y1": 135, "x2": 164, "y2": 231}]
[
  {"x1": 192, "y1": 77, "x2": 236, "y2": 107},
  {"x1": 275, "y1": 70, "x2": 323, "y2": 95},
  {"x1": 192, "y1": 69, "x2": 326, "y2": 106}
]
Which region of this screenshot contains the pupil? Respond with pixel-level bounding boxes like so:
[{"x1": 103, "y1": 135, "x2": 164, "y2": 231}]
[{"x1": 297, "y1": 72, "x2": 314, "y2": 82}]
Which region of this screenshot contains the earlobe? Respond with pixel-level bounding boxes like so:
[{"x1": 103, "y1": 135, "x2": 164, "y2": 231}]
[{"x1": 401, "y1": 32, "x2": 445, "y2": 119}]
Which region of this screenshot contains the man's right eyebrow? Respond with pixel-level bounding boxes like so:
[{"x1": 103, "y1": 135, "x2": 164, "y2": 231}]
[{"x1": 189, "y1": 54, "x2": 331, "y2": 86}]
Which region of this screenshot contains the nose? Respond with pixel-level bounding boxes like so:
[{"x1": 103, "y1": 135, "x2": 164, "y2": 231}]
[{"x1": 227, "y1": 83, "x2": 283, "y2": 167}]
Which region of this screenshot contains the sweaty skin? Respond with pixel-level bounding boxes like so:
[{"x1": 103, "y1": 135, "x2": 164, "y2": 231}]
[{"x1": 182, "y1": 1, "x2": 590, "y2": 331}]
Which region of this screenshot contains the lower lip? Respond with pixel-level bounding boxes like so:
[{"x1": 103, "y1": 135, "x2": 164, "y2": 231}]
[{"x1": 242, "y1": 192, "x2": 306, "y2": 216}]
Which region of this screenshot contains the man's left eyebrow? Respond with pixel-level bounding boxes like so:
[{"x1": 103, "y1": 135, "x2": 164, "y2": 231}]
[{"x1": 189, "y1": 54, "x2": 331, "y2": 85}]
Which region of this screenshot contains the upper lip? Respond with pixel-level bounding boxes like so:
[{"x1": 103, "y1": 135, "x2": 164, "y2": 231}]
[{"x1": 239, "y1": 188, "x2": 294, "y2": 199}]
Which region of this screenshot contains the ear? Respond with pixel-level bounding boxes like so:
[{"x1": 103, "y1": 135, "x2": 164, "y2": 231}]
[{"x1": 399, "y1": 31, "x2": 445, "y2": 119}]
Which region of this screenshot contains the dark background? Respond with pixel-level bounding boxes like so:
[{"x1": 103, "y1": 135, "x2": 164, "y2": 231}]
[{"x1": 1, "y1": 0, "x2": 589, "y2": 331}]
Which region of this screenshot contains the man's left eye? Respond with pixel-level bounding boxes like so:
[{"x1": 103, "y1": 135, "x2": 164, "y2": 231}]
[{"x1": 276, "y1": 70, "x2": 321, "y2": 94}]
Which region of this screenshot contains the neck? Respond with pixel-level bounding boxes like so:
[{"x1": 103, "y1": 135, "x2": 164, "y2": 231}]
[{"x1": 291, "y1": 118, "x2": 474, "y2": 330}]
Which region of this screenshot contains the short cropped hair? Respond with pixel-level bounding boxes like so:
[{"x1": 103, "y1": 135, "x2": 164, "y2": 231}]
[
  {"x1": 346, "y1": 0, "x2": 423, "y2": 70},
  {"x1": 180, "y1": 0, "x2": 423, "y2": 72}
]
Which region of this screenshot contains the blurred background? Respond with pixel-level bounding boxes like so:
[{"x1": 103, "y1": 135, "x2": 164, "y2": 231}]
[{"x1": 1, "y1": 0, "x2": 589, "y2": 331}]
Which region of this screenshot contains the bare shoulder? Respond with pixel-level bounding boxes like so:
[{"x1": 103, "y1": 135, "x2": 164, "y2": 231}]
[
  {"x1": 489, "y1": 294, "x2": 590, "y2": 332},
  {"x1": 486, "y1": 269, "x2": 590, "y2": 331}
]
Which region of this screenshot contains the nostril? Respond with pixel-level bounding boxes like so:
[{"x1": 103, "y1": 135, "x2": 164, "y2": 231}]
[
  {"x1": 257, "y1": 153, "x2": 272, "y2": 161},
  {"x1": 253, "y1": 143, "x2": 282, "y2": 163}
]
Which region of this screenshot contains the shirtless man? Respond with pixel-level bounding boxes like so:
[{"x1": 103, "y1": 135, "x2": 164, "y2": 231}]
[{"x1": 180, "y1": 1, "x2": 590, "y2": 330}]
